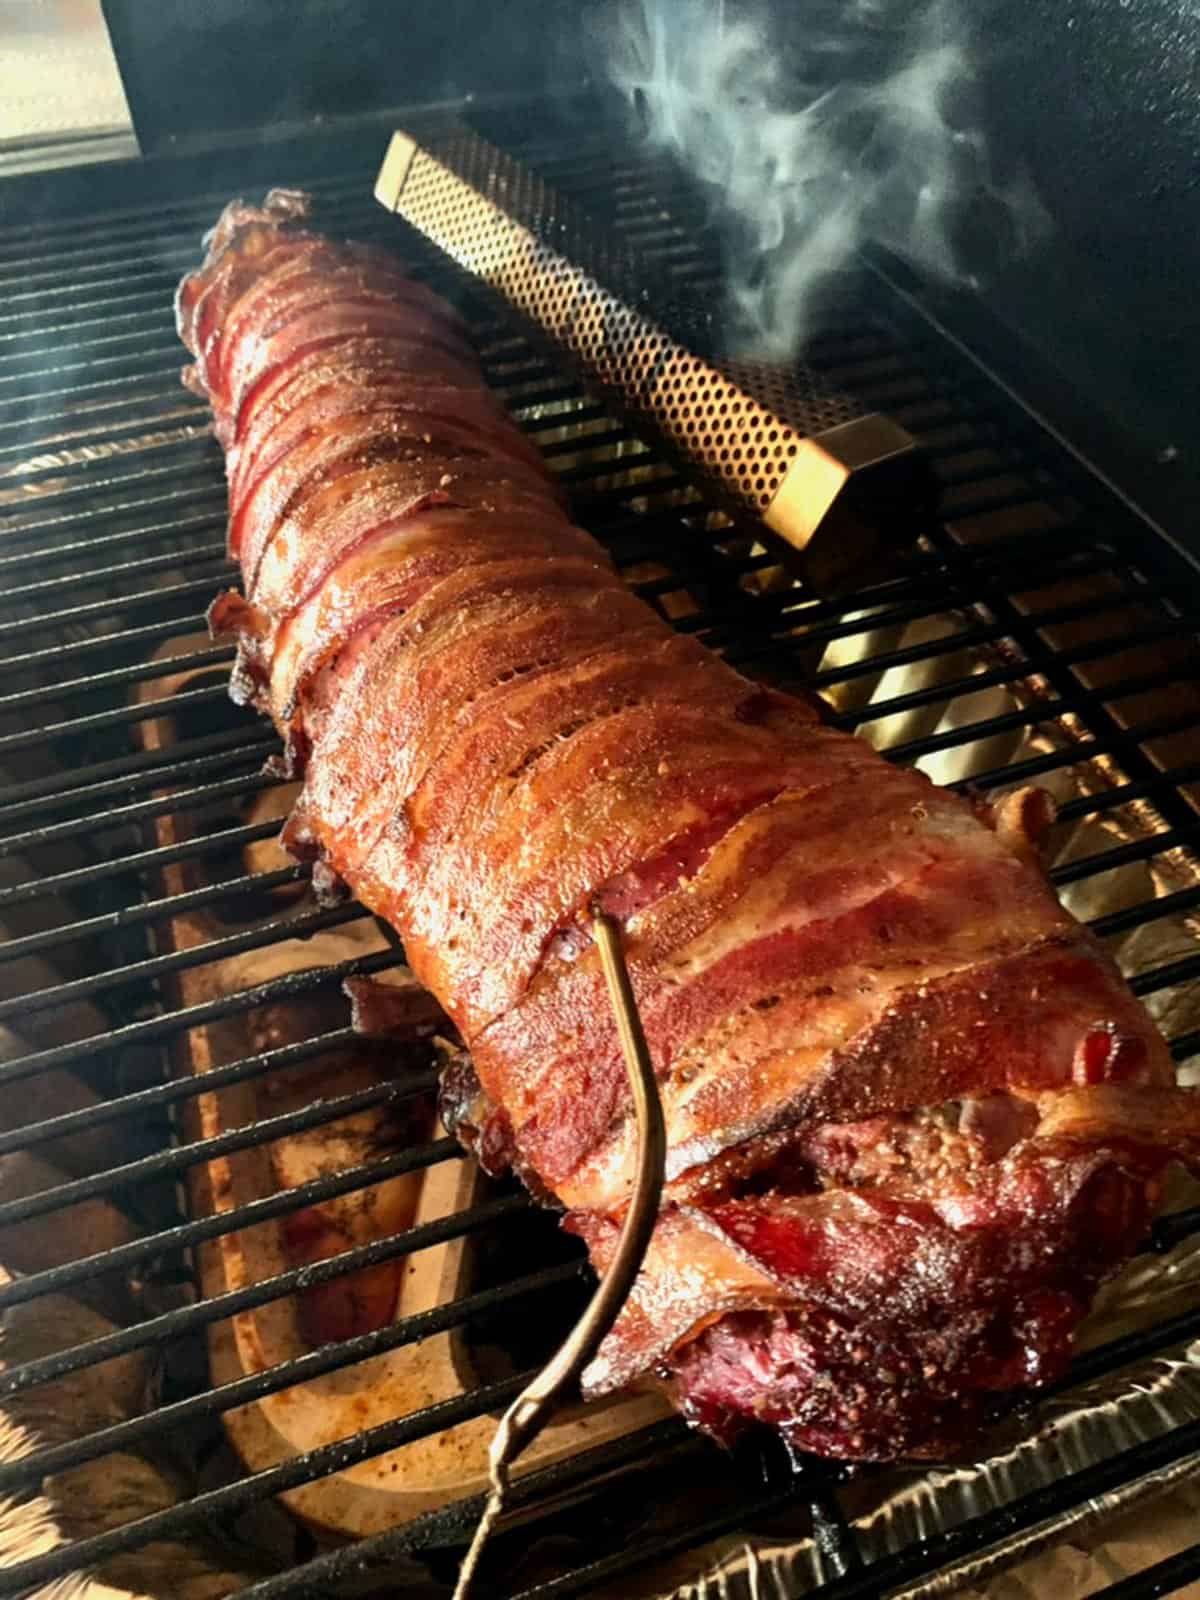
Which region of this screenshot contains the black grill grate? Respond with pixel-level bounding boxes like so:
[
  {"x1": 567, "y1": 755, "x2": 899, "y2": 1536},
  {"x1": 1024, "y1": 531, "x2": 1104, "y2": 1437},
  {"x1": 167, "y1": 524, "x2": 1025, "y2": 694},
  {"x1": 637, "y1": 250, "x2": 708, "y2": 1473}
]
[{"x1": 1, "y1": 110, "x2": 1200, "y2": 1600}]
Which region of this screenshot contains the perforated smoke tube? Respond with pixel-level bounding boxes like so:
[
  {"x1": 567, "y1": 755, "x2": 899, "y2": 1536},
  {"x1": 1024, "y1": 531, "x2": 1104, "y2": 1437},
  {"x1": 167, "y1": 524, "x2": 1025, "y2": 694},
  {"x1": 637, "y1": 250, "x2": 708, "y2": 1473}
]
[{"x1": 375, "y1": 124, "x2": 933, "y2": 589}]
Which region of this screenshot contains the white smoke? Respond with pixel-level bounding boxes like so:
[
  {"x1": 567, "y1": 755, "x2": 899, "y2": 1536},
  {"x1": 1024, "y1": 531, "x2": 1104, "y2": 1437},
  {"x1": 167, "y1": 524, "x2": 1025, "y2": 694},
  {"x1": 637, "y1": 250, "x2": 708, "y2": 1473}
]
[{"x1": 607, "y1": 0, "x2": 1050, "y2": 357}]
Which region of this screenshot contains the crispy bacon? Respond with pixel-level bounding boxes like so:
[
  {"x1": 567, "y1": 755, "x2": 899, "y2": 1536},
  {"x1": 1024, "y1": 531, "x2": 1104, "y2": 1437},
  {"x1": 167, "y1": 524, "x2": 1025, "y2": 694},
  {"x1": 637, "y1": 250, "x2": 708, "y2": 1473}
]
[{"x1": 178, "y1": 188, "x2": 1197, "y2": 1462}]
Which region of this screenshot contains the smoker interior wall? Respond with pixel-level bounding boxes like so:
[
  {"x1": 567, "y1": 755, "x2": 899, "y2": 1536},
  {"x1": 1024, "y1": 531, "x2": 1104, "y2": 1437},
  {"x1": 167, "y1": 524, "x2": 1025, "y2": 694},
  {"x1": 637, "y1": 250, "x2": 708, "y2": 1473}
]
[
  {"x1": 980, "y1": 0, "x2": 1199, "y2": 466},
  {"x1": 99, "y1": 0, "x2": 591, "y2": 147}
]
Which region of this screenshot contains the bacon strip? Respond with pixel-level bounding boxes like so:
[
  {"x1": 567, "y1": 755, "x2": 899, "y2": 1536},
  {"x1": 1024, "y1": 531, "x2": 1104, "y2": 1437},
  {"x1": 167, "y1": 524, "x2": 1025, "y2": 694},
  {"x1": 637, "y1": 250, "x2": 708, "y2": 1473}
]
[{"x1": 178, "y1": 188, "x2": 1195, "y2": 1462}]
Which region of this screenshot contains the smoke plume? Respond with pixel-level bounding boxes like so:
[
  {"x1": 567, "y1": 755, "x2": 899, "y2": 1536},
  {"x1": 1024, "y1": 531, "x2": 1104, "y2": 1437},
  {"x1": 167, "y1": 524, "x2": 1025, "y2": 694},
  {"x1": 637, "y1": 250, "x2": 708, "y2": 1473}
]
[{"x1": 607, "y1": 0, "x2": 1049, "y2": 357}]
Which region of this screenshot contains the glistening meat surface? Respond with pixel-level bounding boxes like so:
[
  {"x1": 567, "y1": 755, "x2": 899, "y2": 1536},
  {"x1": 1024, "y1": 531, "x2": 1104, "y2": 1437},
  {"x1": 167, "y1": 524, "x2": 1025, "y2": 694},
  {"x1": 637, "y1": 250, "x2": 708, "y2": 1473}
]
[{"x1": 178, "y1": 188, "x2": 1200, "y2": 1463}]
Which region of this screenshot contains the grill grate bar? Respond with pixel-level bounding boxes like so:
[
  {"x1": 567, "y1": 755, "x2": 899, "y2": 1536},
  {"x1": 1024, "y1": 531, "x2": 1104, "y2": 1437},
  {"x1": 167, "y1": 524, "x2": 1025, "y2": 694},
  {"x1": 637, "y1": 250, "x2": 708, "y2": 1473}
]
[
  {"x1": 0, "y1": 681, "x2": 236, "y2": 755},
  {"x1": 1132, "y1": 947, "x2": 1200, "y2": 999},
  {"x1": 0, "y1": 728, "x2": 273, "y2": 830},
  {"x1": 1056, "y1": 761, "x2": 1200, "y2": 824},
  {"x1": 0, "y1": 538, "x2": 229, "y2": 611},
  {"x1": 0, "y1": 550, "x2": 761, "y2": 688},
  {"x1": 938, "y1": 482, "x2": 1075, "y2": 524},
  {"x1": 0, "y1": 861, "x2": 304, "y2": 969},
  {"x1": 506, "y1": 1419, "x2": 1200, "y2": 1600},
  {"x1": 0, "y1": 614, "x2": 217, "y2": 679},
  {"x1": 6, "y1": 603, "x2": 1178, "y2": 837},
  {"x1": 0, "y1": 201, "x2": 366, "y2": 276},
  {"x1": 0, "y1": 407, "x2": 205, "y2": 465},
  {"x1": 0, "y1": 233, "x2": 458, "y2": 333},
  {"x1": 0, "y1": 680, "x2": 234, "y2": 757},
  {"x1": 538, "y1": 424, "x2": 639, "y2": 461},
  {"x1": 9, "y1": 791, "x2": 1198, "y2": 1085},
  {"x1": 883, "y1": 668, "x2": 1196, "y2": 767},
  {"x1": 0, "y1": 508, "x2": 220, "y2": 572},
  {"x1": 814, "y1": 1423, "x2": 1200, "y2": 1600},
  {"x1": 736, "y1": 541, "x2": 1113, "y2": 654},
  {"x1": 810, "y1": 1490, "x2": 867, "y2": 1578},
  {"x1": 11, "y1": 806, "x2": 1198, "y2": 1053},
  {"x1": 513, "y1": 1487, "x2": 850, "y2": 1600},
  {"x1": 1, "y1": 426, "x2": 212, "y2": 489},
  {"x1": 1153, "y1": 1203, "x2": 1200, "y2": 1247},
  {"x1": 0, "y1": 356, "x2": 205, "y2": 415},
  {"x1": 0, "y1": 1130, "x2": 462, "y2": 1323},
  {"x1": 0, "y1": 483, "x2": 227, "y2": 545},
  {"x1": 0, "y1": 266, "x2": 460, "y2": 368},
  {"x1": 831, "y1": 617, "x2": 1200, "y2": 728},
  {"x1": 0, "y1": 314, "x2": 182, "y2": 363},
  {"x1": 946, "y1": 704, "x2": 1200, "y2": 794},
  {"x1": 0, "y1": 288, "x2": 480, "y2": 389},
  {"x1": 670, "y1": 549, "x2": 1107, "y2": 660},
  {"x1": 0, "y1": 617, "x2": 1171, "y2": 896},
  {"x1": 0, "y1": 453, "x2": 221, "y2": 516},
  {"x1": 0, "y1": 766, "x2": 286, "y2": 857},
  {"x1": 1049, "y1": 1299, "x2": 1200, "y2": 1395},
  {"x1": 518, "y1": 399, "x2": 612, "y2": 434},
  {"x1": 0, "y1": 898, "x2": 376, "y2": 1024},
  {"x1": 1053, "y1": 826, "x2": 1200, "y2": 888},
  {"x1": 0, "y1": 257, "x2": 466, "y2": 347},
  {"x1": 0, "y1": 207, "x2": 368, "y2": 281},
  {"x1": 0, "y1": 522, "x2": 1098, "y2": 670},
  {"x1": 0, "y1": 1075, "x2": 445, "y2": 1236},
  {"x1": 1090, "y1": 1545, "x2": 1200, "y2": 1599},
  {"x1": 1091, "y1": 883, "x2": 1200, "y2": 940},
  {"x1": 0, "y1": 170, "x2": 368, "y2": 250},
  {"x1": 250, "y1": 1484, "x2": 810, "y2": 1600},
  {"x1": 0, "y1": 386, "x2": 199, "y2": 446},
  {"x1": 0, "y1": 573, "x2": 227, "y2": 644},
  {"x1": 220, "y1": 1425, "x2": 713, "y2": 1600},
  {"x1": 0, "y1": 1260, "x2": 586, "y2": 1497},
  {"x1": 0, "y1": 574, "x2": 1182, "y2": 884},
  {"x1": 0, "y1": 641, "x2": 234, "y2": 716},
  {"x1": 802, "y1": 613, "x2": 1081, "y2": 692},
  {"x1": 0, "y1": 1367, "x2": 540, "y2": 1599},
  {"x1": 6, "y1": 1050, "x2": 1200, "y2": 1337},
  {"x1": 4, "y1": 1182, "x2": 1199, "y2": 1582},
  {"x1": 0, "y1": 239, "x2": 199, "y2": 294},
  {"x1": 0, "y1": 1024, "x2": 350, "y2": 1159},
  {"x1": 0, "y1": 1190, "x2": 529, "y2": 1394},
  {"x1": 0, "y1": 811, "x2": 282, "y2": 910},
  {"x1": 1171, "y1": 1024, "x2": 1200, "y2": 1062},
  {"x1": 0, "y1": 272, "x2": 197, "y2": 328},
  {"x1": 0, "y1": 199, "x2": 392, "y2": 312},
  {"x1": 0, "y1": 946, "x2": 404, "y2": 1085}
]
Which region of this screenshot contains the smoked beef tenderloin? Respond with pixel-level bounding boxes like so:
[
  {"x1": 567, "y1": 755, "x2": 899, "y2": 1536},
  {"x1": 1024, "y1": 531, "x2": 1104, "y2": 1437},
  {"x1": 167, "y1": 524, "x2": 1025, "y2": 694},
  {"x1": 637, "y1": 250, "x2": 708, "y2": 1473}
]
[{"x1": 178, "y1": 189, "x2": 1200, "y2": 1460}]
